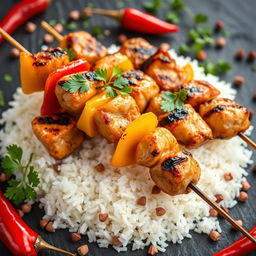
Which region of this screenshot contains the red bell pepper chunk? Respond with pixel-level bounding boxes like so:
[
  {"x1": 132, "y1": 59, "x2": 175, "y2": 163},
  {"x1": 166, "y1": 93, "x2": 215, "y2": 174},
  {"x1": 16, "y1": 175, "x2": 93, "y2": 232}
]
[{"x1": 41, "y1": 59, "x2": 90, "y2": 116}]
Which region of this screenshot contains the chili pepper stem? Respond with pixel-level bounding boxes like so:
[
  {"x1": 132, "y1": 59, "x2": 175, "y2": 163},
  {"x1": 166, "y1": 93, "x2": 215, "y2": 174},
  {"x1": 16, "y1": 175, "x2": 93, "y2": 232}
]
[
  {"x1": 84, "y1": 8, "x2": 123, "y2": 21},
  {"x1": 238, "y1": 132, "x2": 256, "y2": 150},
  {"x1": 34, "y1": 236, "x2": 76, "y2": 256},
  {"x1": 41, "y1": 21, "x2": 63, "y2": 41},
  {"x1": 0, "y1": 28, "x2": 31, "y2": 54},
  {"x1": 189, "y1": 183, "x2": 256, "y2": 245}
]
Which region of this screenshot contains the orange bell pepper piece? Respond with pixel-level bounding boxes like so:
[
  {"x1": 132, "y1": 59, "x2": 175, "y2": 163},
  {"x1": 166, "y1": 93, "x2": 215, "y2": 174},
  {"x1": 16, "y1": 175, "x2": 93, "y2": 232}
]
[
  {"x1": 181, "y1": 63, "x2": 194, "y2": 84},
  {"x1": 94, "y1": 52, "x2": 134, "y2": 80},
  {"x1": 111, "y1": 112, "x2": 158, "y2": 167},
  {"x1": 77, "y1": 92, "x2": 111, "y2": 137},
  {"x1": 20, "y1": 49, "x2": 69, "y2": 94}
]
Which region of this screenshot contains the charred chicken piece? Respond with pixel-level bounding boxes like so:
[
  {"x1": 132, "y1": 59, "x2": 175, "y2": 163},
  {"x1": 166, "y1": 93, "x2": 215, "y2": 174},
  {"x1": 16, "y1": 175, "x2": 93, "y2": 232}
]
[
  {"x1": 94, "y1": 95, "x2": 140, "y2": 143},
  {"x1": 136, "y1": 127, "x2": 180, "y2": 167},
  {"x1": 150, "y1": 150, "x2": 201, "y2": 196},
  {"x1": 142, "y1": 49, "x2": 184, "y2": 91},
  {"x1": 159, "y1": 104, "x2": 213, "y2": 149},
  {"x1": 146, "y1": 91, "x2": 165, "y2": 116},
  {"x1": 122, "y1": 70, "x2": 159, "y2": 112},
  {"x1": 119, "y1": 38, "x2": 157, "y2": 69},
  {"x1": 177, "y1": 80, "x2": 220, "y2": 108},
  {"x1": 199, "y1": 98, "x2": 250, "y2": 139},
  {"x1": 60, "y1": 31, "x2": 107, "y2": 64},
  {"x1": 32, "y1": 114, "x2": 85, "y2": 160},
  {"x1": 55, "y1": 71, "x2": 103, "y2": 115}
]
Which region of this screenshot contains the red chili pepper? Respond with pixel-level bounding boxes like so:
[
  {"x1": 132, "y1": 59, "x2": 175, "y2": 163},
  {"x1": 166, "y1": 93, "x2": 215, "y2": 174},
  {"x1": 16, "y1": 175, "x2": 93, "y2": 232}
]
[
  {"x1": 0, "y1": 190, "x2": 38, "y2": 256},
  {"x1": 41, "y1": 59, "x2": 90, "y2": 116},
  {"x1": 212, "y1": 226, "x2": 256, "y2": 256},
  {"x1": 0, "y1": 0, "x2": 51, "y2": 44},
  {"x1": 85, "y1": 7, "x2": 179, "y2": 34}
]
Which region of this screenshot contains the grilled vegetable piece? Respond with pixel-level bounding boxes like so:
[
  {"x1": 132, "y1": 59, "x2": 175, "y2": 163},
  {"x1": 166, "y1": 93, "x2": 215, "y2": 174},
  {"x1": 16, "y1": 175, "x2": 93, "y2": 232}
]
[
  {"x1": 20, "y1": 47, "x2": 69, "y2": 94},
  {"x1": 94, "y1": 52, "x2": 134, "y2": 80},
  {"x1": 142, "y1": 49, "x2": 184, "y2": 91},
  {"x1": 147, "y1": 80, "x2": 221, "y2": 116},
  {"x1": 60, "y1": 31, "x2": 107, "y2": 64},
  {"x1": 150, "y1": 150, "x2": 201, "y2": 196},
  {"x1": 32, "y1": 114, "x2": 85, "y2": 160},
  {"x1": 122, "y1": 70, "x2": 159, "y2": 112},
  {"x1": 159, "y1": 104, "x2": 213, "y2": 149},
  {"x1": 178, "y1": 80, "x2": 220, "y2": 108},
  {"x1": 119, "y1": 37, "x2": 156, "y2": 69},
  {"x1": 136, "y1": 127, "x2": 180, "y2": 167},
  {"x1": 94, "y1": 95, "x2": 140, "y2": 143},
  {"x1": 199, "y1": 98, "x2": 250, "y2": 139},
  {"x1": 55, "y1": 71, "x2": 102, "y2": 115}
]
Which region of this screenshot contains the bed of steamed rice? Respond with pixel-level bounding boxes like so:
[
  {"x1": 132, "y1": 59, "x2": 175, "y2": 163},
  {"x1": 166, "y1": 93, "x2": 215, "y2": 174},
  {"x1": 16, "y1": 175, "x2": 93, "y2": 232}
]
[{"x1": 0, "y1": 47, "x2": 253, "y2": 252}]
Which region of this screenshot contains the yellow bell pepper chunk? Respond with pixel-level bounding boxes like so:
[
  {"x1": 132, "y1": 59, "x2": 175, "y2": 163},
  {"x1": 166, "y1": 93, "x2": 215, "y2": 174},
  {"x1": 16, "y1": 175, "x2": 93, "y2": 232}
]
[
  {"x1": 77, "y1": 92, "x2": 111, "y2": 137},
  {"x1": 181, "y1": 63, "x2": 194, "y2": 84},
  {"x1": 111, "y1": 112, "x2": 158, "y2": 167},
  {"x1": 20, "y1": 49, "x2": 69, "y2": 94},
  {"x1": 94, "y1": 52, "x2": 134, "y2": 80}
]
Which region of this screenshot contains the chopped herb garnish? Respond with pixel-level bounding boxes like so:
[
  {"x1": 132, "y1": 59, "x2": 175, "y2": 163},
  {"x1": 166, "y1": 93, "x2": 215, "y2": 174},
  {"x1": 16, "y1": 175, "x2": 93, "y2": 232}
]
[
  {"x1": 66, "y1": 22, "x2": 77, "y2": 30},
  {"x1": 143, "y1": 0, "x2": 162, "y2": 14},
  {"x1": 194, "y1": 14, "x2": 208, "y2": 24},
  {"x1": 161, "y1": 89, "x2": 187, "y2": 112},
  {"x1": 166, "y1": 11, "x2": 180, "y2": 24},
  {"x1": 222, "y1": 30, "x2": 230, "y2": 37},
  {"x1": 59, "y1": 18, "x2": 66, "y2": 25},
  {"x1": 2, "y1": 144, "x2": 40, "y2": 204},
  {"x1": 251, "y1": 64, "x2": 256, "y2": 72},
  {"x1": 91, "y1": 25, "x2": 104, "y2": 39},
  {"x1": 87, "y1": 2, "x2": 94, "y2": 8},
  {"x1": 179, "y1": 43, "x2": 190, "y2": 55},
  {"x1": 169, "y1": 0, "x2": 185, "y2": 9},
  {"x1": 199, "y1": 60, "x2": 232, "y2": 75},
  {"x1": 62, "y1": 74, "x2": 90, "y2": 93},
  {"x1": 82, "y1": 21, "x2": 89, "y2": 28},
  {"x1": 65, "y1": 48, "x2": 76, "y2": 61},
  {"x1": 3, "y1": 74, "x2": 13, "y2": 83},
  {"x1": 95, "y1": 66, "x2": 132, "y2": 98},
  {"x1": 116, "y1": 1, "x2": 125, "y2": 8},
  {"x1": 0, "y1": 90, "x2": 4, "y2": 106},
  {"x1": 49, "y1": 20, "x2": 57, "y2": 26}
]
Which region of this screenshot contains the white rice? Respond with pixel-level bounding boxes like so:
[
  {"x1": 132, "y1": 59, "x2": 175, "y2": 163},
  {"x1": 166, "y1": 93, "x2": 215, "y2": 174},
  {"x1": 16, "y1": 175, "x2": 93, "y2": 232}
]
[{"x1": 0, "y1": 48, "x2": 253, "y2": 252}]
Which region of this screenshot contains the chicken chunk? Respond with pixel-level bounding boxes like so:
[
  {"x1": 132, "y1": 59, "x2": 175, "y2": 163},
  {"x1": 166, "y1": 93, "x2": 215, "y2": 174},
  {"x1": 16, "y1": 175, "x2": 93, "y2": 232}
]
[
  {"x1": 55, "y1": 71, "x2": 103, "y2": 115},
  {"x1": 177, "y1": 80, "x2": 220, "y2": 108},
  {"x1": 142, "y1": 49, "x2": 184, "y2": 91},
  {"x1": 159, "y1": 104, "x2": 213, "y2": 148},
  {"x1": 150, "y1": 150, "x2": 201, "y2": 196},
  {"x1": 94, "y1": 95, "x2": 140, "y2": 143},
  {"x1": 60, "y1": 31, "x2": 107, "y2": 64},
  {"x1": 32, "y1": 114, "x2": 85, "y2": 160},
  {"x1": 199, "y1": 98, "x2": 250, "y2": 138},
  {"x1": 136, "y1": 127, "x2": 180, "y2": 167},
  {"x1": 119, "y1": 38, "x2": 157, "y2": 69},
  {"x1": 122, "y1": 70, "x2": 159, "y2": 112},
  {"x1": 146, "y1": 92, "x2": 165, "y2": 116}
]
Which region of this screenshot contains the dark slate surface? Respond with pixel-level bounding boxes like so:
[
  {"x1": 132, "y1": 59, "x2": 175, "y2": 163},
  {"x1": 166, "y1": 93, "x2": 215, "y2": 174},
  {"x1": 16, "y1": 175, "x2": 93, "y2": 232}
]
[{"x1": 0, "y1": 0, "x2": 256, "y2": 255}]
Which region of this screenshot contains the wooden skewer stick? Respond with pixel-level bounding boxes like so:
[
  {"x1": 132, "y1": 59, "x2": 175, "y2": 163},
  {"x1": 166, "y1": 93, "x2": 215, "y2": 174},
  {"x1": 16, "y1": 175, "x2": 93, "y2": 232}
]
[
  {"x1": 0, "y1": 28, "x2": 31, "y2": 54},
  {"x1": 238, "y1": 132, "x2": 256, "y2": 150},
  {"x1": 189, "y1": 183, "x2": 256, "y2": 245},
  {"x1": 41, "y1": 21, "x2": 63, "y2": 41}
]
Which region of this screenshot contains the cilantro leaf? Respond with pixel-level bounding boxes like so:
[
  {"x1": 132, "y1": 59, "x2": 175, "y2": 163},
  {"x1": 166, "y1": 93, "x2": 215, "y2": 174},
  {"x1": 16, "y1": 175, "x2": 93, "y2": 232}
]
[
  {"x1": 65, "y1": 48, "x2": 76, "y2": 61},
  {"x1": 194, "y1": 14, "x2": 208, "y2": 24},
  {"x1": 0, "y1": 90, "x2": 4, "y2": 107},
  {"x1": 62, "y1": 74, "x2": 90, "y2": 93},
  {"x1": 95, "y1": 69, "x2": 107, "y2": 82},
  {"x1": 112, "y1": 66, "x2": 124, "y2": 78},
  {"x1": 1, "y1": 144, "x2": 40, "y2": 204},
  {"x1": 215, "y1": 60, "x2": 232, "y2": 74},
  {"x1": 166, "y1": 11, "x2": 180, "y2": 24},
  {"x1": 160, "y1": 89, "x2": 187, "y2": 112},
  {"x1": 143, "y1": 0, "x2": 162, "y2": 14},
  {"x1": 170, "y1": 0, "x2": 185, "y2": 9},
  {"x1": 113, "y1": 76, "x2": 129, "y2": 89},
  {"x1": 179, "y1": 43, "x2": 190, "y2": 55},
  {"x1": 105, "y1": 86, "x2": 117, "y2": 98}
]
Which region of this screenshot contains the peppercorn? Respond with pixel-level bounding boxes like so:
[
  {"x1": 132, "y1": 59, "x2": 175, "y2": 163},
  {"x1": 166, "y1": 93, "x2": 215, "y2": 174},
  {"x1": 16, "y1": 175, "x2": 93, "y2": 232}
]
[
  {"x1": 95, "y1": 163, "x2": 105, "y2": 172},
  {"x1": 224, "y1": 172, "x2": 233, "y2": 181},
  {"x1": 21, "y1": 203, "x2": 32, "y2": 213},
  {"x1": 71, "y1": 233, "x2": 81, "y2": 242},
  {"x1": 241, "y1": 181, "x2": 251, "y2": 191},
  {"x1": 54, "y1": 24, "x2": 63, "y2": 34},
  {"x1": 45, "y1": 221, "x2": 55, "y2": 232},
  {"x1": 238, "y1": 191, "x2": 249, "y2": 202},
  {"x1": 43, "y1": 33, "x2": 54, "y2": 44},
  {"x1": 209, "y1": 230, "x2": 220, "y2": 241},
  {"x1": 156, "y1": 207, "x2": 166, "y2": 216},
  {"x1": 77, "y1": 245, "x2": 89, "y2": 256},
  {"x1": 148, "y1": 245, "x2": 158, "y2": 255},
  {"x1": 152, "y1": 185, "x2": 161, "y2": 194},
  {"x1": 99, "y1": 213, "x2": 108, "y2": 222},
  {"x1": 247, "y1": 51, "x2": 256, "y2": 62},
  {"x1": 70, "y1": 10, "x2": 80, "y2": 21},
  {"x1": 25, "y1": 22, "x2": 37, "y2": 33},
  {"x1": 209, "y1": 208, "x2": 218, "y2": 217},
  {"x1": 117, "y1": 34, "x2": 127, "y2": 44},
  {"x1": 0, "y1": 173, "x2": 9, "y2": 182},
  {"x1": 214, "y1": 21, "x2": 224, "y2": 32},
  {"x1": 235, "y1": 48, "x2": 246, "y2": 60},
  {"x1": 216, "y1": 37, "x2": 226, "y2": 48},
  {"x1": 112, "y1": 236, "x2": 121, "y2": 246},
  {"x1": 137, "y1": 196, "x2": 146, "y2": 206},
  {"x1": 215, "y1": 194, "x2": 224, "y2": 203},
  {"x1": 196, "y1": 50, "x2": 207, "y2": 61},
  {"x1": 234, "y1": 76, "x2": 245, "y2": 87},
  {"x1": 10, "y1": 48, "x2": 20, "y2": 59},
  {"x1": 52, "y1": 163, "x2": 61, "y2": 173}
]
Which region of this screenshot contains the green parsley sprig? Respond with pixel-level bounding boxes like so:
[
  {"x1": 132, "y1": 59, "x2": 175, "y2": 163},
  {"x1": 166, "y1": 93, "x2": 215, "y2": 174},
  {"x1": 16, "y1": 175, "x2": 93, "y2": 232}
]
[
  {"x1": 199, "y1": 60, "x2": 232, "y2": 75},
  {"x1": 160, "y1": 89, "x2": 187, "y2": 112},
  {"x1": 1, "y1": 145, "x2": 40, "y2": 204},
  {"x1": 143, "y1": 0, "x2": 162, "y2": 14},
  {"x1": 95, "y1": 67, "x2": 132, "y2": 98},
  {"x1": 62, "y1": 74, "x2": 90, "y2": 93},
  {"x1": 65, "y1": 48, "x2": 76, "y2": 61}
]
